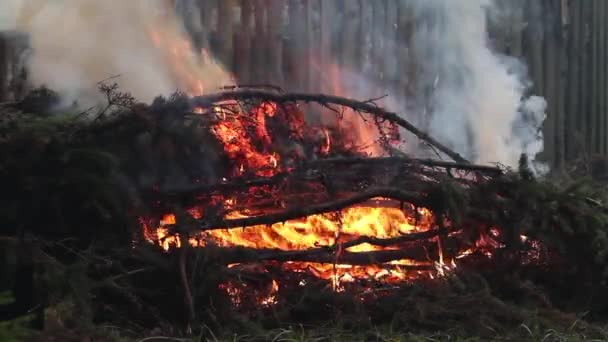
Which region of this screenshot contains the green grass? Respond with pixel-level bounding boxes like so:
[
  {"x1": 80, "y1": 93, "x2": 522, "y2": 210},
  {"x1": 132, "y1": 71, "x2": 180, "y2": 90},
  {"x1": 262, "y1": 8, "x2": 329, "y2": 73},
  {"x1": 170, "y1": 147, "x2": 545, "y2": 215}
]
[{"x1": 0, "y1": 291, "x2": 35, "y2": 342}]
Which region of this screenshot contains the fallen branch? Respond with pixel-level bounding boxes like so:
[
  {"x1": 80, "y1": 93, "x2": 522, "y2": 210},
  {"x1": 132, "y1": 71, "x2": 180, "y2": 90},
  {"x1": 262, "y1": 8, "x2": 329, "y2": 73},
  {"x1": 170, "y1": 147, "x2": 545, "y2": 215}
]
[{"x1": 190, "y1": 91, "x2": 470, "y2": 164}]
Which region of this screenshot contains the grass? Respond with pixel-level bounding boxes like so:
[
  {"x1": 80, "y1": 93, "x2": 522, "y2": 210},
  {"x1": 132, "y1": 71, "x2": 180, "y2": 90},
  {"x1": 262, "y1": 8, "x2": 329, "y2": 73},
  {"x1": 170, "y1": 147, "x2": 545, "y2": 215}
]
[
  {"x1": 39, "y1": 315, "x2": 601, "y2": 342},
  {"x1": 126, "y1": 324, "x2": 608, "y2": 342},
  {"x1": 7, "y1": 311, "x2": 608, "y2": 342}
]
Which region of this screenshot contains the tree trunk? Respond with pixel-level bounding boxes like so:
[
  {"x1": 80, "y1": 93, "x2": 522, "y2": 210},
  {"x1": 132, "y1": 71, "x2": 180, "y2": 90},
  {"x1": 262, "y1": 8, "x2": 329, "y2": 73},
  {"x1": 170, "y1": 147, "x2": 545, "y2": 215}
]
[
  {"x1": 591, "y1": 0, "x2": 601, "y2": 153},
  {"x1": 319, "y1": 0, "x2": 333, "y2": 93},
  {"x1": 509, "y1": 0, "x2": 525, "y2": 58},
  {"x1": 252, "y1": 0, "x2": 267, "y2": 83},
  {"x1": 580, "y1": 1, "x2": 592, "y2": 153},
  {"x1": 396, "y1": 1, "x2": 416, "y2": 106},
  {"x1": 304, "y1": 0, "x2": 317, "y2": 92},
  {"x1": 385, "y1": 0, "x2": 399, "y2": 96},
  {"x1": 371, "y1": 1, "x2": 386, "y2": 84},
  {"x1": 565, "y1": 0, "x2": 581, "y2": 160},
  {"x1": 0, "y1": 33, "x2": 7, "y2": 102},
  {"x1": 555, "y1": 0, "x2": 568, "y2": 169},
  {"x1": 267, "y1": 0, "x2": 284, "y2": 86},
  {"x1": 234, "y1": 0, "x2": 253, "y2": 84},
  {"x1": 602, "y1": 0, "x2": 608, "y2": 154},
  {"x1": 197, "y1": 0, "x2": 214, "y2": 54},
  {"x1": 217, "y1": 0, "x2": 236, "y2": 72},
  {"x1": 542, "y1": 0, "x2": 559, "y2": 167},
  {"x1": 524, "y1": 0, "x2": 544, "y2": 97},
  {"x1": 341, "y1": 1, "x2": 360, "y2": 70},
  {"x1": 286, "y1": 0, "x2": 304, "y2": 91},
  {"x1": 360, "y1": 1, "x2": 374, "y2": 79}
]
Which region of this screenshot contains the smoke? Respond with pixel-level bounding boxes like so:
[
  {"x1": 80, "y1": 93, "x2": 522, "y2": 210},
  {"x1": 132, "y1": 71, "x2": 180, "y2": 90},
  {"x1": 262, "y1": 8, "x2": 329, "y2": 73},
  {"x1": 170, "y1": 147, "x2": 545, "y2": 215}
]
[
  {"x1": 0, "y1": 0, "x2": 232, "y2": 107},
  {"x1": 312, "y1": 1, "x2": 545, "y2": 169},
  {"x1": 0, "y1": 0, "x2": 545, "y2": 169},
  {"x1": 408, "y1": 0, "x2": 546, "y2": 169}
]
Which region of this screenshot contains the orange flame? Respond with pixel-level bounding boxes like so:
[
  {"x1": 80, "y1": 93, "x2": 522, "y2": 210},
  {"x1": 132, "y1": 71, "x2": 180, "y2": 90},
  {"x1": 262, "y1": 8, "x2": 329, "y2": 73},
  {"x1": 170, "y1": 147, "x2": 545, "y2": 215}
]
[
  {"x1": 136, "y1": 6, "x2": 505, "y2": 297},
  {"x1": 210, "y1": 102, "x2": 286, "y2": 177},
  {"x1": 144, "y1": 203, "x2": 448, "y2": 285}
]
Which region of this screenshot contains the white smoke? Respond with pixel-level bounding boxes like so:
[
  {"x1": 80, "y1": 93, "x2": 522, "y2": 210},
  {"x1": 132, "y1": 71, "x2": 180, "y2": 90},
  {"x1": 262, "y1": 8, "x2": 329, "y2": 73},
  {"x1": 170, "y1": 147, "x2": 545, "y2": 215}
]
[
  {"x1": 0, "y1": 0, "x2": 232, "y2": 107},
  {"x1": 315, "y1": 1, "x2": 546, "y2": 169},
  {"x1": 0, "y1": 0, "x2": 546, "y2": 169},
  {"x1": 409, "y1": 0, "x2": 546, "y2": 169}
]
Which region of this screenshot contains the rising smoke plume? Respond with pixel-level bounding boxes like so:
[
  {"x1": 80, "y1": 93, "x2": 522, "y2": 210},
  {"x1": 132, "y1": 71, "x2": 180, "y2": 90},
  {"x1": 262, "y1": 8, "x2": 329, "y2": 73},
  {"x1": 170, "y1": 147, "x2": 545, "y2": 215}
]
[
  {"x1": 0, "y1": 0, "x2": 545, "y2": 169},
  {"x1": 0, "y1": 0, "x2": 232, "y2": 106},
  {"x1": 408, "y1": 0, "x2": 546, "y2": 169},
  {"x1": 320, "y1": 0, "x2": 546, "y2": 169}
]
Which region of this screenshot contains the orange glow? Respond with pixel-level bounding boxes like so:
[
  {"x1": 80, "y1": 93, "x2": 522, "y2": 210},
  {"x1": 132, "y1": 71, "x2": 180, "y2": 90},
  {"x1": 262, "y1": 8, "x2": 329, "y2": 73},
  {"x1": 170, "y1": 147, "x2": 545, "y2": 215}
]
[
  {"x1": 317, "y1": 62, "x2": 400, "y2": 156},
  {"x1": 144, "y1": 204, "x2": 449, "y2": 284},
  {"x1": 145, "y1": 6, "x2": 232, "y2": 97},
  {"x1": 209, "y1": 102, "x2": 288, "y2": 177},
  {"x1": 260, "y1": 280, "x2": 279, "y2": 306},
  {"x1": 321, "y1": 129, "x2": 331, "y2": 155}
]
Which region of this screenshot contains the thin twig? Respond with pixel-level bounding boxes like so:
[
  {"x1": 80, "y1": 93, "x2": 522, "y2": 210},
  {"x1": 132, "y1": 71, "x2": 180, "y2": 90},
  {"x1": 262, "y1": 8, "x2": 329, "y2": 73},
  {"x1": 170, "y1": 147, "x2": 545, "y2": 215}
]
[
  {"x1": 363, "y1": 94, "x2": 389, "y2": 104},
  {"x1": 96, "y1": 74, "x2": 123, "y2": 85}
]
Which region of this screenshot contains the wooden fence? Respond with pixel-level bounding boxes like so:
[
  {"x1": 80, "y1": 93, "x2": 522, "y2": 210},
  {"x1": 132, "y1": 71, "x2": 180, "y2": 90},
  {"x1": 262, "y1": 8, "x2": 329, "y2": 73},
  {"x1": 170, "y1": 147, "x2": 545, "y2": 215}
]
[{"x1": 1, "y1": 0, "x2": 606, "y2": 169}]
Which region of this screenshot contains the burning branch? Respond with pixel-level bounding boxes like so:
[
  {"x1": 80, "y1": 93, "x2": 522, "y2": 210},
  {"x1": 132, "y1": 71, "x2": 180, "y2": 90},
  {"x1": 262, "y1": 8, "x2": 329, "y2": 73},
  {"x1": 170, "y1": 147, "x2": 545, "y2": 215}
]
[
  {"x1": 185, "y1": 187, "x2": 428, "y2": 232},
  {"x1": 190, "y1": 90, "x2": 470, "y2": 163}
]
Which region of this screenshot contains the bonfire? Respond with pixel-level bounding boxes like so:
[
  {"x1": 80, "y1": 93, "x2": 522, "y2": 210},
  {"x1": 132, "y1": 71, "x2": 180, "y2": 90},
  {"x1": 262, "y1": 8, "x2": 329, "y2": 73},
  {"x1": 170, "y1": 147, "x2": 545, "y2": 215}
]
[
  {"x1": 1, "y1": 81, "x2": 607, "y2": 339},
  {"x1": 3, "y1": 3, "x2": 608, "y2": 340},
  {"x1": 129, "y1": 86, "x2": 549, "y2": 313}
]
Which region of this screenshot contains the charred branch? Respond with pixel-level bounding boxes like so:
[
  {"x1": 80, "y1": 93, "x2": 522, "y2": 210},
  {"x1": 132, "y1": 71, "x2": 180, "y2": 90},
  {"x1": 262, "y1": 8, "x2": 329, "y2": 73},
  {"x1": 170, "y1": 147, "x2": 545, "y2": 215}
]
[
  {"x1": 190, "y1": 90, "x2": 470, "y2": 164},
  {"x1": 305, "y1": 157, "x2": 502, "y2": 175},
  {"x1": 178, "y1": 187, "x2": 429, "y2": 232},
  {"x1": 152, "y1": 157, "x2": 501, "y2": 204}
]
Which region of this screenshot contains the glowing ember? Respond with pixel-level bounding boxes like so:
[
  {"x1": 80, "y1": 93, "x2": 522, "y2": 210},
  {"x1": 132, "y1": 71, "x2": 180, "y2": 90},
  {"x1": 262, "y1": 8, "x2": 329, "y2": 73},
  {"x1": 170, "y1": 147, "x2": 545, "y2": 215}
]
[{"x1": 260, "y1": 280, "x2": 279, "y2": 306}]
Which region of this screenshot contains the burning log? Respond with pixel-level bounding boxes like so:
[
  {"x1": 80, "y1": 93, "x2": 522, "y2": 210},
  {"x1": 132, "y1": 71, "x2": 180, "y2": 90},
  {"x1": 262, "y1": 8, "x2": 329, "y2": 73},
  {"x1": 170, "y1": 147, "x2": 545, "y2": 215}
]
[
  {"x1": 197, "y1": 228, "x2": 453, "y2": 266},
  {"x1": 8, "y1": 85, "x2": 608, "y2": 333}
]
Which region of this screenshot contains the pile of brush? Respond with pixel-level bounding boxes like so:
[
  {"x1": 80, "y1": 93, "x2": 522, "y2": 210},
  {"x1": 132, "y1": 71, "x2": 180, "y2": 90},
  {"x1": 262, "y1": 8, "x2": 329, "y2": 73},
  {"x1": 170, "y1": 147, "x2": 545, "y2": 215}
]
[{"x1": 2, "y1": 86, "x2": 608, "y2": 338}]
